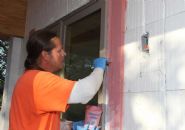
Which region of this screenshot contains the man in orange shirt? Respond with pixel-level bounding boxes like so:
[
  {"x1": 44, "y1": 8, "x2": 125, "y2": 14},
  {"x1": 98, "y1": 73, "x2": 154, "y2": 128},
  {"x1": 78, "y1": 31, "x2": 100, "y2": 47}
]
[{"x1": 9, "y1": 29, "x2": 107, "y2": 130}]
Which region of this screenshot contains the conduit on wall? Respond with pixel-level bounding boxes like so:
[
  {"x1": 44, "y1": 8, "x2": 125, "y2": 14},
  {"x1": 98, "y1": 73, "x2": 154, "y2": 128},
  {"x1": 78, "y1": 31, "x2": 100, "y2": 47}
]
[{"x1": 106, "y1": 0, "x2": 126, "y2": 130}]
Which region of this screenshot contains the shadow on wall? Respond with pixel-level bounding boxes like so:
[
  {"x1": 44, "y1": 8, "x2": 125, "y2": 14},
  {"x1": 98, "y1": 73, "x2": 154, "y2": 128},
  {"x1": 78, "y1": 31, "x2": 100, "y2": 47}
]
[
  {"x1": 124, "y1": 90, "x2": 185, "y2": 130},
  {"x1": 124, "y1": 11, "x2": 185, "y2": 130},
  {"x1": 124, "y1": 93, "x2": 165, "y2": 130},
  {"x1": 166, "y1": 90, "x2": 185, "y2": 130}
]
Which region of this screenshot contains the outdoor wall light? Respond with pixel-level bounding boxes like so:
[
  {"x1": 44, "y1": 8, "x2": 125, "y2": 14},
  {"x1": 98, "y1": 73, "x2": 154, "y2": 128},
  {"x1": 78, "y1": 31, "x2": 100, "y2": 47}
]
[{"x1": 141, "y1": 32, "x2": 149, "y2": 53}]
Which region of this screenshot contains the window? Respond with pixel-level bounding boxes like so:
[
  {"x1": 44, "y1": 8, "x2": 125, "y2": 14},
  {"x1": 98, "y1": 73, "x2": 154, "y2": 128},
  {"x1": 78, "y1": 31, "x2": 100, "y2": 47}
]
[
  {"x1": 63, "y1": 10, "x2": 101, "y2": 121},
  {"x1": 44, "y1": 0, "x2": 106, "y2": 127},
  {"x1": 61, "y1": 1, "x2": 106, "y2": 125}
]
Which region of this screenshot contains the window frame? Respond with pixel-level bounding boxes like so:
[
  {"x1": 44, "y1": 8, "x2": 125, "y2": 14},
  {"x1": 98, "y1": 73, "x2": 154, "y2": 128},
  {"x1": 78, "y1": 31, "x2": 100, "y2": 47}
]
[
  {"x1": 61, "y1": 1, "x2": 107, "y2": 128},
  {"x1": 45, "y1": 0, "x2": 107, "y2": 128}
]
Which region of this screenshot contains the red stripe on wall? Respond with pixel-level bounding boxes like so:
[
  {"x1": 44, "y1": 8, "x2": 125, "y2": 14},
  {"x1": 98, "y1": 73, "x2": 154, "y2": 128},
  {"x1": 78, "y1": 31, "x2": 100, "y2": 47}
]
[{"x1": 106, "y1": 0, "x2": 126, "y2": 129}]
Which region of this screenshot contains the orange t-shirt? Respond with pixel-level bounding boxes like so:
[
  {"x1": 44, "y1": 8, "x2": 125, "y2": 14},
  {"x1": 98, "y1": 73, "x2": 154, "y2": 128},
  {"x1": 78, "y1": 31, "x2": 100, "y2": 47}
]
[{"x1": 9, "y1": 70, "x2": 75, "y2": 130}]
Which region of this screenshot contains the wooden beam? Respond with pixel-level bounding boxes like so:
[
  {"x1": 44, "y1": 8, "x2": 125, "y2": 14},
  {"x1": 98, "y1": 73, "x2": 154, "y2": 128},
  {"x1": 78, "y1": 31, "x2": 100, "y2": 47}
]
[{"x1": 0, "y1": 0, "x2": 27, "y2": 37}]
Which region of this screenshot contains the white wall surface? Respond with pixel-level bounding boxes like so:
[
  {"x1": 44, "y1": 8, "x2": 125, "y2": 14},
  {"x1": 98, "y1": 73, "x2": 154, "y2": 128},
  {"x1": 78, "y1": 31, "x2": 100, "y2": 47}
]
[
  {"x1": 124, "y1": 0, "x2": 185, "y2": 130},
  {"x1": 25, "y1": 0, "x2": 91, "y2": 36}
]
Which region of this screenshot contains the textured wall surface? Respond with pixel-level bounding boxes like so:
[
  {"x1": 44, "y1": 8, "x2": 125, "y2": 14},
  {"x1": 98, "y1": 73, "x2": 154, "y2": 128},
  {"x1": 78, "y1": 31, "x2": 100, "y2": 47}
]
[
  {"x1": 25, "y1": 0, "x2": 90, "y2": 37},
  {"x1": 124, "y1": 0, "x2": 185, "y2": 130},
  {"x1": 106, "y1": 0, "x2": 126, "y2": 130}
]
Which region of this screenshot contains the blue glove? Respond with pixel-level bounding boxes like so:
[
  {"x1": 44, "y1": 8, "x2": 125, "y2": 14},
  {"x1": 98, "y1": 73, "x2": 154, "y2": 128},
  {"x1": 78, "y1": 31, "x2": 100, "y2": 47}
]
[
  {"x1": 73, "y1": 121, "x2": 84, "y2": 130},
  {"x1": 93, "y1": 57, "x2": 108, "y2": 70},
  {"x1": 77, "y1": 124, "x2": 89, "y2": 130},
  {"x1": 76, "y1": 124, "x2": 100, "y2": 130}
]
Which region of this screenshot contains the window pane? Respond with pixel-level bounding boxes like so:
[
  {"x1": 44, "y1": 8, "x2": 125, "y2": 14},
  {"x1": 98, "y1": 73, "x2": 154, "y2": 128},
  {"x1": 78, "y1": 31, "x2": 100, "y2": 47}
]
[{"x1": 63, "y1": 10, "x2": 101, "y2": 121}]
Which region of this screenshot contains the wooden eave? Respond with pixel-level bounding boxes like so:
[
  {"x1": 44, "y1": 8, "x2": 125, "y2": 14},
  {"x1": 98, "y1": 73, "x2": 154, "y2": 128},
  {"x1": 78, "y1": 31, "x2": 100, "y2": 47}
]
[{"x1": 0, "y1": 0, "x2": 27, "y2": 38}]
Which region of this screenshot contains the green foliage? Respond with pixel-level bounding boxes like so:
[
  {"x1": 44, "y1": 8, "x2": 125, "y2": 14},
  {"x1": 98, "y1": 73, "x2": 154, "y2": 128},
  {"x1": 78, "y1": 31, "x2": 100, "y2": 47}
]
[
  {"x1": 0, "y1": 40, "x2": 9, "y2": 87},
  {"x1": 0, "y1": 40, "x2": 9, "y2": 109}
]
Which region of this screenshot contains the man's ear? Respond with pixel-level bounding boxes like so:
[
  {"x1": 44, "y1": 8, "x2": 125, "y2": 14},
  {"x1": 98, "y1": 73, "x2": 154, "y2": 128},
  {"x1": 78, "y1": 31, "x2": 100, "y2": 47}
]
[{"x1": 41, "y1": 51, "x2": 50, "y2": 61}]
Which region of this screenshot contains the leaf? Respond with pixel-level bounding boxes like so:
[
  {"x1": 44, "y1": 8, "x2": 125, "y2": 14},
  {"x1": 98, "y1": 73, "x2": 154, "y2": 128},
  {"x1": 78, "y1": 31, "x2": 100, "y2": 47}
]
[{"x1": 0, "y1": 40, "x2": 9, "y2": 88}]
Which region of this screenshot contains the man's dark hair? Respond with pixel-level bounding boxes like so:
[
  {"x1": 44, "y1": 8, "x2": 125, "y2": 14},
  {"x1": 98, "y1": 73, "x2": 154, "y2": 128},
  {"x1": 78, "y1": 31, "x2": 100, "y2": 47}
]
[{"x1": 24, "y1": 29, "x2": 57, "y2": 70}]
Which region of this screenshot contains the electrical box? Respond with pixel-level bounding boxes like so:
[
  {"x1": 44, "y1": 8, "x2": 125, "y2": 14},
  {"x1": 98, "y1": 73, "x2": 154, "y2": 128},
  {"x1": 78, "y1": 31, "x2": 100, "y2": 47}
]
[{"x1": 141, "y1": 32, "x2": 149, "y2": 53}]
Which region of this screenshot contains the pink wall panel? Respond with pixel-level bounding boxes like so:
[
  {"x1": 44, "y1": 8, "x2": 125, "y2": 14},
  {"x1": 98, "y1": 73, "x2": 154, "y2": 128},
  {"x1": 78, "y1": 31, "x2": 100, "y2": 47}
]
[{"x1": 106, "y1": 0, "x2": 126, "y2": 129}]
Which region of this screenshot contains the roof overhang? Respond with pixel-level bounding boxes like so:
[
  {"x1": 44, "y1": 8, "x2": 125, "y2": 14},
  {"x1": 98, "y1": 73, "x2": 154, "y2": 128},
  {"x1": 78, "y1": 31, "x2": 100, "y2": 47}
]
[{"x1": 0, "y1": 0, "x2": 27, "y2": 38}]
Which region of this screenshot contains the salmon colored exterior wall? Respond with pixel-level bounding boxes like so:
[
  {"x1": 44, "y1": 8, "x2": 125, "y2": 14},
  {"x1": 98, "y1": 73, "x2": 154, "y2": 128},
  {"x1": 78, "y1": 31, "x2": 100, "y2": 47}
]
[{"x1": 106, "y1": 0, "x2": 126, "y2": 129}]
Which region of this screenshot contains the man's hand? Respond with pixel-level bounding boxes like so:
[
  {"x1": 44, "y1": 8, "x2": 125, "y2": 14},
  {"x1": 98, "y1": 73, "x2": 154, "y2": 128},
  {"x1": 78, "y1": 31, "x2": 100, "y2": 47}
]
[{"x1": 93, "y1": 57, "x2": 108, "y2": 70}]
